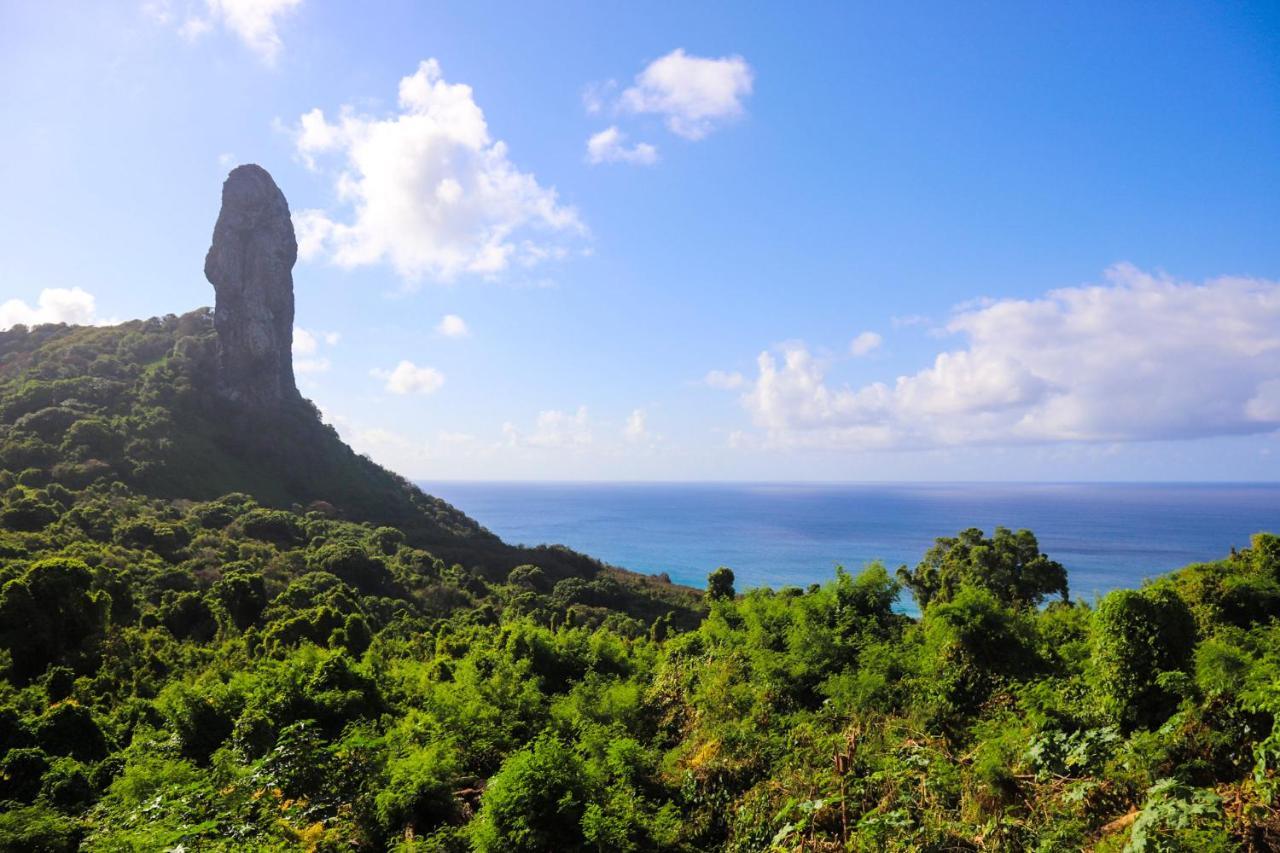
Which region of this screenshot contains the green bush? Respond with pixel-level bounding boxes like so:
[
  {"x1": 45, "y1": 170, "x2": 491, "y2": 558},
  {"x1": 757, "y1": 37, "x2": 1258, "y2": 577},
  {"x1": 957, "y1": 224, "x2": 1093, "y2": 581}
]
[
  {"x1": 0, "y1": 804, "x2": 81, "y2": 853},
  {"x1": 35, "y1": 703, "x2": 109, "y2": 762},
  {"x1": 0, "y1": 558, "x2": 108, "y2": 683},
  {"x1": 0, "y1": 747, "x2": 50, "y2": 802},
  {"x1": 1092, "y1": 586, "x2": 1197, "y2": 730},
  {"x1": 472, "y1": 735, "x2": 589, "y2": 852},
  {"x1": 706, "y1": 567, "x2": 735, "y2": 601}
]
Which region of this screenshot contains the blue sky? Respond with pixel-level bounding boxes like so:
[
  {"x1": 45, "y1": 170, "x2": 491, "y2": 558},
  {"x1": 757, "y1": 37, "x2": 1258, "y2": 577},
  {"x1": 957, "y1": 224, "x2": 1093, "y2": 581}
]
[{"x1": 2, "y1": 1, "x2": 1279, "y2": 481}]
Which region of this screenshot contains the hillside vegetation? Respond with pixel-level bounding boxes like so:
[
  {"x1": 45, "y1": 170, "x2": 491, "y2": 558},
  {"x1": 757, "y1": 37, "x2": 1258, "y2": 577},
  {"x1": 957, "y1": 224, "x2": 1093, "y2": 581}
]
[{"x1": 1, "y1": 315, "x2": 1280, "y2": 851}]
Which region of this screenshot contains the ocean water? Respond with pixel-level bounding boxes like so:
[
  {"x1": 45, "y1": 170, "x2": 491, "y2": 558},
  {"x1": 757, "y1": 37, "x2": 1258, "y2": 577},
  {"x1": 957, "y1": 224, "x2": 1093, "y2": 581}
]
[{"x1": 422, "y1": 482, "x2": 1280, "y2": 605}]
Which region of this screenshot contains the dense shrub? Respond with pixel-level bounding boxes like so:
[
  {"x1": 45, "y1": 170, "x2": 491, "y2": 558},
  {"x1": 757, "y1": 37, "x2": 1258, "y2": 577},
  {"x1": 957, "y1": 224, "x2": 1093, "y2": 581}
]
[
  {"x1": 1092, "y1": 585, "x2": 1197, "y2": 730},
  {"x1": 472, "y1": 735, "x2": 589, "y2": 852},
  {"x1": 0, "y1": 558, "x2": 108, "y2": 682}
]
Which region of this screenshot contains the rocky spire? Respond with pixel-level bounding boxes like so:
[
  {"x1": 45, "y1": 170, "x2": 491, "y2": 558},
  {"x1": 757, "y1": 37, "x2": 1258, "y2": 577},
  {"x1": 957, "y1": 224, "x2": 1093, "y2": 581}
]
[{"x1": 204, "y1": 164, "x2": 299, "y2": 407}]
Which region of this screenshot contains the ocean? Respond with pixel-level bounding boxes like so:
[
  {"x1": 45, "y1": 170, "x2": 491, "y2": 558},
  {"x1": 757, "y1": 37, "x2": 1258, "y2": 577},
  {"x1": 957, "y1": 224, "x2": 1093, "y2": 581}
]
[{"x1": 421, "y1": 482, "x2": 1280, "y2": 606}]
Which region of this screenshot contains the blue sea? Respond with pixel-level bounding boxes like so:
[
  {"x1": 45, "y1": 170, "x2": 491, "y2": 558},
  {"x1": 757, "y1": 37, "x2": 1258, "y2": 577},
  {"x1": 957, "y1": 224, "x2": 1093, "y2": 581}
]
[{"x1": 422, "y1": 482, "x2": 1279, "y2": 605}]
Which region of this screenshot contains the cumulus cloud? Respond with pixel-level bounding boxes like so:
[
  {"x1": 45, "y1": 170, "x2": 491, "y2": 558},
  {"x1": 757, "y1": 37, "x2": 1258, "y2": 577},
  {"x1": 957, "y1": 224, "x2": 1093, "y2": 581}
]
[
  {"x1": 293, "y1": 60, "x2": 584, "y2": 285},
  {"x1": 704, "y1": 369, "x2": 746, "y2": 390},
  {"x1": 618, "y1": 49, "x2": 754, "y2": 140},
  {"x1": 292, "y1": 325, "x2": 339, "y2": 374},
  {"x1": 0, "y1": 288, "x2": 104, "y2": 330},
  {"x1": 735, "y1": 265, "x2": 1280, "y2": 450},
  {"x1": 435, "y1": 314, "x2": 470, "y2": 338},
  {"x1": 503, "y1": 406, "x2": 593, "y2": 449},
  {"x1": 586, "y1": 126, "x2": 658, "y2": 166},
  {"x1": 150, "y1": 0, "x2": 304, "y2": 65},
  {"x1": 373, "y1": 360, "x2": 445, "y2": 395},
  {"x1": 849, "y1": 331, "x2": 883, "y2": 357}
]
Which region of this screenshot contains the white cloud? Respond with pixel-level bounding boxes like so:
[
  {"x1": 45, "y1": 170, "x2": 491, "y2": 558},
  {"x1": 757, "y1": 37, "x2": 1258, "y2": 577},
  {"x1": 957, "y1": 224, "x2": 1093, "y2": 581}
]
[
  {"x1": 704, "y1": 369, "x2": 746, "y2": 390},
  {"x1": 0, "y1": 288, "x2": 103, "y2": 330},
  {"x1": 735, "y1": 265, "x2": 1280, "y2": 450},
  {"x1": 503, "y1": 406, "x2": 593, "y2": 449},
  {"x1": 156, "y1": 0, "x2": 304, "y2": 65},
  {"x1": 849, "y1": 331, "x2": 883, "y2": 357},
  {"x1": 292, "y1": 325, "x2": 339, "y2": 374},
  {"x1": 586, "y1": 126, "x2": 658, "y2": 166},
  {"x1": 292, "y1": 60, "x2": 584, "y2": 285},
  {"x1": 618, "y1": 49, "x2": 754, "y2": 140},
  {"x1": 623, "y1": 408, "x2": 651, "y2": 443},
  {"x1": 373, "y1": 360, "x2": 445, "y2": 395},
  {"x1": 292, "y1": 327, "x2": 319, "y2": 355},
  {"x1": 435, "y1": 314, "x2": 470, "y2": 338}
]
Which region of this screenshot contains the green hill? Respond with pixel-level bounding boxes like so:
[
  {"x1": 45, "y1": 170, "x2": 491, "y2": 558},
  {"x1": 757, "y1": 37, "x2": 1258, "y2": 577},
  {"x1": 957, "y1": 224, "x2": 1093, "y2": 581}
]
[{"x1": 0, "y1": 310, "x2": 699, "y2": 621}]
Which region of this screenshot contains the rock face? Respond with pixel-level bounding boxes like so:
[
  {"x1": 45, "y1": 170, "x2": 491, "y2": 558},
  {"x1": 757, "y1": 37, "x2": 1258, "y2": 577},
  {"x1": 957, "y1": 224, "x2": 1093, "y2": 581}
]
[{"x1": 204, "y1": 164, "x2": 299, "y2": 407}]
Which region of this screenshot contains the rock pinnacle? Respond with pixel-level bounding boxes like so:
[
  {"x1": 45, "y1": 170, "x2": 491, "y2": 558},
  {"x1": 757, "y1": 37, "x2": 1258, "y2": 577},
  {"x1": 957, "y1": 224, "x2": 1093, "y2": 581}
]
[{"x1": 204, "y1": 164, "x2": 299, "y2": 407}]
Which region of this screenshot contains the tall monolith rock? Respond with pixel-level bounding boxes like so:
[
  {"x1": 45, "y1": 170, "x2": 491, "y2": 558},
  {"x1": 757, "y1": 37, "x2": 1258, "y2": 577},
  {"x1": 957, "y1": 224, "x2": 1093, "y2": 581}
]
[{"x1": 204, "y1": 164, "x2": 299, "y2": 407}]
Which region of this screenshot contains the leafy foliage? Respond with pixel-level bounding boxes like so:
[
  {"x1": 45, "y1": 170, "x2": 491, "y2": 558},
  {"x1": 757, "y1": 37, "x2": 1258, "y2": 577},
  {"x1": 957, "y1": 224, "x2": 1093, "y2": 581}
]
[
  {"x1": 1, "y1": 314, "x2": 1278, "y2": 849},
  {"x1": 898, "y1": 525, "x2": 1069, "y2": 609}
]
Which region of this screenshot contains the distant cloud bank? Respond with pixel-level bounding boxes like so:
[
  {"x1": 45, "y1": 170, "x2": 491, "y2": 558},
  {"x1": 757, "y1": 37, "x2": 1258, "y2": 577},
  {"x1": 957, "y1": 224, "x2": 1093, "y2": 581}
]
[{"x1": 722, "y1": 265, "x2": 1280, "y2": 450}]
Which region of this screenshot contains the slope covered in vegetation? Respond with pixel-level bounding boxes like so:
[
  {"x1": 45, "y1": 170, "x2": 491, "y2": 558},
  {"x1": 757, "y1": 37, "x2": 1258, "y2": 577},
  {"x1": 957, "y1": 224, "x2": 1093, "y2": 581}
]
[
  {"x1": 1, "y1": 313, "x2": 1280, "y2": 851},
  {"x1": 0, "y1": 311, "x2": 698, "y2": 614}
]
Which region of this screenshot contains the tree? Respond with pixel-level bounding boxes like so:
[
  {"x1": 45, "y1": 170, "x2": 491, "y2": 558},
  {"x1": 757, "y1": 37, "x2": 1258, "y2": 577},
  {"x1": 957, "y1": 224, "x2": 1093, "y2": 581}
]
[
  {"x1": 371, "y1": 525, "x2": 405, "y2": 556},
  {"x1": 211, "y1": 567, "x2": 267, "y2": 631},
  {"x1": 238, "y1": 508, "x2": 305, "y2": 546},
  {"x1": 0, "y1": 558, "x2": 109, "y2": 683},
  {"x1": 308, "y1": 541, "x2": 395, "y2": 595},
  {"x1": 35, "y1": 703, "x2": 109, "y2": 762},
  {"x1": 921, "y1": 584, "x2": 1040, "y2": 720},
  {"x1": 1247, "y1": 532, "x2": 1280, "y2": 578},
  {"x1": 1092, "y1": 585, "x2": 1197, "y2": 730},
  {"x1": 374, "y1": 741, "x2": 461, "y2": 840},
  {"x1": 508, "y1": 564, "x2": 548, "y2": 592},
  {"x1": 898, "y1": 527, "x2": 1067, "y2": 610},
  {"x1": 0, "y1": 748, "x2": 50, "y2": 802},
  {"x1": 472, "y1": 735, "x2": 589, "y2": 852},
  {"x1": 832, "y1": 562, "x2": 901, "y2": 639},
  {"x1": 0, "y1": 495, "x2": 59, "y2": 531},
  {"x1": 161, "y1": 592, "x2": 218, "y2": 643},
  {"x1": 706, "y1": 567, "x2": 735, "y2": 602}
]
